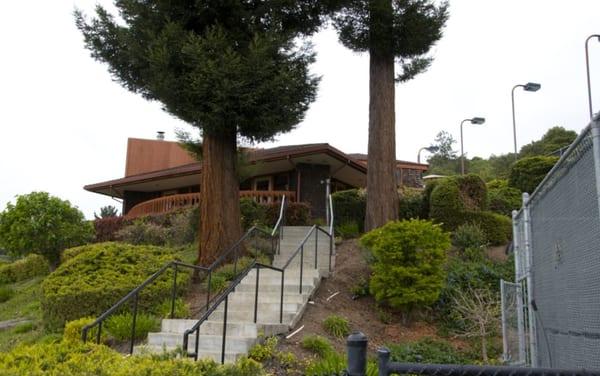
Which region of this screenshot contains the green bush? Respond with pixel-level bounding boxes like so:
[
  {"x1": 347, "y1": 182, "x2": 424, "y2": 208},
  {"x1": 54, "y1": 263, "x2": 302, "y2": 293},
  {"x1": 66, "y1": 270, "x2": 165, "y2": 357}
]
[
  {"x1": 464, "y1": 211, "x2": 512, "y2": 246},
  {"x1": 305, "y1": 352, "x2": 379, "y2": 376},
  {"x1": 0, "y1": 341, "x2": 267, "y2": 375},
  {"x1": 264, "y1": 202, "x2": 311, "y2": 226},
  {"x1": 429, "y1": 175, "x2": 488, "y2": 231},
  {"x1": 452, "y1": 223, "x2": 487, "y2": 251},
  {"x1": 165, "y1": 208, "x2": 199, "y2": 245},
  {"x1": 0, "y1": 254, "x2": 50, "y2": 284},
  {"x1": 361, "y1": 220, "x2": 450, "y2": 311},
  {"x1": 41, "y1": 242, "x2": 189, "y2": 329},
  {"x1": 350, "y1": 276, "x2": 370, "y2": 299},
  {"x1": 12, "y1": 322, "x2": 35, "y2": 334},
  {"x1": 335, "y1": 221, "x2": 360, "y2": 239},
  {"x1": 240, "y1": 198, "x2": 267, "y2": 229},
  {"x1": 323, "y1": 315, "x2": 350, "y2": 338},
  {"x1": 487, "y1": 179, "x2": 521, "y2": 216},
  {"x1": 388, "y1": 337, "x2": 469, "y2": 364},
  {"x1": 456, "y1": 174, "x2": 487, "y2": 210},
  {"x1": 208, "y1": 274, "x2": 228, "y2": 293},
  {"x1": 64, "y1": 317, "x2": 107, "y2": 343},
  {"x1": 0, "y1": 192, "x2": 93, "y2": 265},
  {"x1": 154, "y1": 298, "x2": 190, "y2": 319},
  {"x1": 248, "y1": 336, "x2": 278, "y2": 362},
  {"x1": 116, "y1": 219, "x2": 169, "y2": 246},
  {"x1": 0, "y1": 285, "x2": 14, "y2": 303},
  {"x1": 421, "y1": 180, "x2": 440, "y2": 219},
  {"x1": 105, "y1": 313, "x2": 159, "y2": 341},
  {"x1": 509, "y1": 156, "x2": 558, "y2": 193},
  {"x1": 332, "y1": 189, "x2": 366, "y2": 232},
  {"x1": 398, "y1": 187, "x2": 423, "y2": 220},
  {"x1": 301, "y1": 335, "x2": 333, "y2": 357}
]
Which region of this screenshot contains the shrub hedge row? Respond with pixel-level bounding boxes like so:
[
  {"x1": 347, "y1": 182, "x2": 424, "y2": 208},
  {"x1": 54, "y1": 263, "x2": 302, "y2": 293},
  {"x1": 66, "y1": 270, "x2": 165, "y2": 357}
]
[
  {"x1": 0, "y1": 341, "x2": 266, "y2": 375},
  {"x1": 429, "y1": 175, "x2": 512, "y2": 245},
  {"x1": 41, "y1": 242, "x2": 189, "y2": 329},
  {"x1": 0, "y1": 254, "x2": 50, "y2": 284}
]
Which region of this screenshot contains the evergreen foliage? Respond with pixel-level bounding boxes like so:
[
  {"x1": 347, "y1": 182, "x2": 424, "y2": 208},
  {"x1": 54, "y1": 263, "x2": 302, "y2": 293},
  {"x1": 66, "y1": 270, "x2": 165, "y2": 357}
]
[
  {"x1": 487, "y1": 179, "x2": 521, "y2": 216},
  {"x1": 94, "y1": 205, "x2": 118, "y2": 219},
  {"x1": 519, "y1": 126, "x2": 577, "y2": 157},
  {"x1": 361, "y1": 219, "x2": 450, "y2": 311},
  {"x1": 0, "y1": 192, "x2": 93, "y2": 265},
  {"x1": 508, "y1": 156, "x2": 558, "y2": 193},
  {"x1": 332, "y1": 189, "x2": 366, "y2": 232}
]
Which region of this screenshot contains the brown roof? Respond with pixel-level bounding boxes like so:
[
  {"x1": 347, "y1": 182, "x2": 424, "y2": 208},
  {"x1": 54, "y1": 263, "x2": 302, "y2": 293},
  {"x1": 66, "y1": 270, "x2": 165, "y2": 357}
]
[{"x1": 85, "y1": 143, "x2": 367, "y2": 193}]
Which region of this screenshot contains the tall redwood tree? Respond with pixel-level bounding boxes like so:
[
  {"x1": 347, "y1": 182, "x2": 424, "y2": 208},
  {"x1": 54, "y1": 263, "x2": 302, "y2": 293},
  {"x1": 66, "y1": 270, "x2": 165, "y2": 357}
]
[
  {"x1": 76, "y1": 1, "x2": 338, "y2": 265},
  {"x1": 333, "y1": 0, "x2": 449, "y2": 231}
]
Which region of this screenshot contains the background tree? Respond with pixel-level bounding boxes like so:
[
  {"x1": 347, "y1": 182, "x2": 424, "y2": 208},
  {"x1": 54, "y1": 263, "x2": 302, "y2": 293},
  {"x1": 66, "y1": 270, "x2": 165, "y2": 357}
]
[
  {"x1": 519, "y1": 126, "x2": 577, "y2": 157},
  {"x1": 333, "y1": 0, "x2": 449, "y2": 231},
  {"x1": 76, "y1": 1, "x2": 338, "y2": 265},
  {"x1": 94, "y1": 205, "x2": 118, "y2": 219},
  {"x1": 427, "y1": 130, "x2": 461, "y2": 175},
  {"x1": 0, "y1": 192, "x2": 93, "y2": 265}
]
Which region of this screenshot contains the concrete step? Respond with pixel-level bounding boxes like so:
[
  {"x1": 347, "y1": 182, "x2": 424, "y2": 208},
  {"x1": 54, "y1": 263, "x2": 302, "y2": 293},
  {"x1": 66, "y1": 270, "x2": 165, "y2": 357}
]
[
  {"x1": 161, "y1": 319, "x2": 258, "y2": 337},
  {"x1": 227, "y1": 291, "x2": 310, "y2": 304},
  {"x1": 208, "y1": 309, "x2": 297, "y2": 324},
  {"x1": 235, "y1": 281, "x2": 316, "y2": 293},
  {"x1": 147, "y1": 332, "x2": 257, "y2": 353},
  {"x1": 134, "y1": 345, "x2": 246, "y2": 363}
]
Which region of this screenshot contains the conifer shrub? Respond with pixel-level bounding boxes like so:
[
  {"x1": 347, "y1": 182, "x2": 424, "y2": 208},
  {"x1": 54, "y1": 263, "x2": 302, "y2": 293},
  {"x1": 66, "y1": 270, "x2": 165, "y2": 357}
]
[
  {"x1": 0, "y1": 254, "x2": 50, "y2": 284},
  {"x1": 361, "y1": 219, "x2": 450, "y2": 311},
  {"x1": 487, "y1": 179, "x2": 522, "y2": 216},
  {"x1": 63, "y1": 317, "x2": 107, "y2": 344},
  {"x1": 332, "y1": 189, "x2": 366, "y2": 232},
  {"x1": 0, "y1": 341, "x2": 266, "y2": 375},
  {"x1": 41, "y1": 242, "x2": 189, "y2": 329},
  {"x1": 421, "y1": 179, "x2": 440, "y2": 219}
]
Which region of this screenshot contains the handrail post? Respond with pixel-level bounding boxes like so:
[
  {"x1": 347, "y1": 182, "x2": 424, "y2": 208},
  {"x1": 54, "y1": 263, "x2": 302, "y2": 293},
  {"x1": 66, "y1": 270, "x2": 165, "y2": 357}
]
[
  {"x1": 329, "y1": 233, "x2": 333, "y2": 273},
  {"x1": 194, "y1": 327, "x2": 200, "y2": 361},
  {"x1": 82, "y1": 327, "x2": 88, "y2": 343},
  {"x1": 221, "y1": 295, "x2": 229, "y2": 364},
  {"x1": 314, "y1": 229, "x2": 318, "y2": 269},
  {"x1": 130, "y1": 292, "x2": 139, "y2": 355},
  {"x1": 300, "y1": 245, "x2": 304, "y2": 294},
  {"x1": 254, "y1": 266, "x2": 260, "y2": 323},
  {"x1": 377, "y1": 347, "x2": 391, "y2": 376},
  {"x1": 96, "y1": 321, "x2": 103, "y2": 344},
  {"x1": 171, "y1": 263, "x2": 178, "y2": 319},
  {"x1": 280, "y1": 270, "x2": 285, "y2": 324}
]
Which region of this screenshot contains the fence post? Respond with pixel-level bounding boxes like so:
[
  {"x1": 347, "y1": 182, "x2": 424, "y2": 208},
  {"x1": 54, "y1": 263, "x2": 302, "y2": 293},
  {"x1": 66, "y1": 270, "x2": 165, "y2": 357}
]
[
  {"x1": 512, "y1": 210, "x2": 527, "y2": 364},
  {"x1": 522, "y1": 192, "x2": 538, "y2": 366},
  {"x1": 377, "y1": 347, "x2": 391, "y2": 376},
  {"x1": 346, "y1": 332, "x2": 367, "y2": 376}
]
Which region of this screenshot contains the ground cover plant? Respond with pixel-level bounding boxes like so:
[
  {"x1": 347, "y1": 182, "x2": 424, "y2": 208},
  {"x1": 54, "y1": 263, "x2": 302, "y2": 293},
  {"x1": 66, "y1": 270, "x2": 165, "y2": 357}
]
[
  {"x1": 41, "y1": 242, "x2": 189, "y2": 329},
  {"x1": 0, "y1": 254, "x2": 50, "y2": 284}
]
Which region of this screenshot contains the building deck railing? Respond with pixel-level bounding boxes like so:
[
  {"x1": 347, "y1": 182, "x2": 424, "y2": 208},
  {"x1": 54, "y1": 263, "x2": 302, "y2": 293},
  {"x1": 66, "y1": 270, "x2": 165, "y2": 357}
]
[{"x1": 125, "y1": 190, "x2": 296, "y2": 219}]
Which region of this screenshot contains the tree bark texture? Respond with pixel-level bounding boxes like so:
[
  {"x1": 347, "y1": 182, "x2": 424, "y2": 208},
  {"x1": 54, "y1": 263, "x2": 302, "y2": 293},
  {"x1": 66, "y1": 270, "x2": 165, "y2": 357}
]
[
  {"x1": 198, "y1": 131, "x2": 243, "y2": 266},
  {"x1": 365, "y1": 0, "x2": 399, "y2": 232}
]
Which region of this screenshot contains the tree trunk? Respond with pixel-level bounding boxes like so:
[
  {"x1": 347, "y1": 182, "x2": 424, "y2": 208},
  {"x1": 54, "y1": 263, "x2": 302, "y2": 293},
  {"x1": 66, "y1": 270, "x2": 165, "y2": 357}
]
[
  {"x1": 198, "y1": 131, "x2": 242, "y2": 266},
  {"x1": 365, "y1": 0, "x2": 399, "y2": 232},
  {"x1": 480, "y1": 328, "x2": 489, "y2": 363}
]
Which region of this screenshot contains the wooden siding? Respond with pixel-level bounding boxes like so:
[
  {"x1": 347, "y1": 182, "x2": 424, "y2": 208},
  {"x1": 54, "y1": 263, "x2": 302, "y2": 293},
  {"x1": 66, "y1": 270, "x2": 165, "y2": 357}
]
[{"x1": 125, "y1": 138, "x2": 196, "y2": 177}]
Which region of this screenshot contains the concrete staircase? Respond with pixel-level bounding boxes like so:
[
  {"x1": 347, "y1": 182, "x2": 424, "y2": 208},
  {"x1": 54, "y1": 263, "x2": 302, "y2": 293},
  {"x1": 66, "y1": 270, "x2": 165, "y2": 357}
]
[{"x1": 135, "y1": 225, "x2": 334, "y2": 362}]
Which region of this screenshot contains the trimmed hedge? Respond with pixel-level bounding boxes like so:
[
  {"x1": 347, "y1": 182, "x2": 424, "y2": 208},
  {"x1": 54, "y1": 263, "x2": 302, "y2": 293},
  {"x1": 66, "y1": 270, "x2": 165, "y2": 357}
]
[
  {"x1": 398, "y1": 188, "x2": 423, "y2": 220},
  {"x1": 429, "y1": 175, "x2": 511, "y2": 245},
  {"x1": 0, "y1": 341, "x2": 266, "y2": 375},
  {"x1": 509, "y1": 156, "x2": 558, "y2": 193},
  {"x1": 332, "y1": 189, "x2": 366, "y2": 232},
  {"x1": 41, "y1": 242, "x2": 189, "y2": 329},
  {"x1": 0, "y1": 254, "x2": 50, "y2": 284},
  {"x1": 421, "y1": 180, "x2": 440, "y2": 219}
]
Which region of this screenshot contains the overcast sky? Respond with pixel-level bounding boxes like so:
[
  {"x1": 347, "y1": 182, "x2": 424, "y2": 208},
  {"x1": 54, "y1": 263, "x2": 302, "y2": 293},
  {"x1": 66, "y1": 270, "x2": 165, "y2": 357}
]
[{"x1": 1, "y1": 1, "x2": 600, "y2": 219}]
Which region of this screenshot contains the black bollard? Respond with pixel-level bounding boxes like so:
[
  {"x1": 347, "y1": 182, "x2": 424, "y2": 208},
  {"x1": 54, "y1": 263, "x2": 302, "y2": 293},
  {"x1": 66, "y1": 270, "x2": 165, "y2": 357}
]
[{"x1": 347, "y1": 331, "x2": 368, "y2": 376}]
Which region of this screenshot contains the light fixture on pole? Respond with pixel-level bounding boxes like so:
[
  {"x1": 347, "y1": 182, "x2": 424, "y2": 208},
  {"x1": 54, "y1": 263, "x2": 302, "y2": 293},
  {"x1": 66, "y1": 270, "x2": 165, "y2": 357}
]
[
  {"x1": 511, "y1": 82, "x2": 541, "y2": 156},
  {"x1": 460, "y1": 117, "x2": 485, "y2": 175},
  {"x1": 417, "y1": 146, "x2": 439, "y2": 164},
  {"x1": 585, "y1": 34, "x2": 600, "y2": 119}
]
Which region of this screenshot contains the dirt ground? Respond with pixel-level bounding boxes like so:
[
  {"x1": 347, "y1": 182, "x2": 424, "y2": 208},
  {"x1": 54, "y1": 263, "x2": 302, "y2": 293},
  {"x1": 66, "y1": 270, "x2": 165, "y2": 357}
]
[{"x1": 276, "y1": 239, "x2": 467, "y2": 361}]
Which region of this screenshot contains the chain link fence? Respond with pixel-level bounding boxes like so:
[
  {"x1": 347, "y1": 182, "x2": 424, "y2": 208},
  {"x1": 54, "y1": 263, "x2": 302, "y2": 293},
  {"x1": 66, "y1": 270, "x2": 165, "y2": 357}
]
[{"x1": 505, "y1": 118, "x2": 600, "y2": 369}]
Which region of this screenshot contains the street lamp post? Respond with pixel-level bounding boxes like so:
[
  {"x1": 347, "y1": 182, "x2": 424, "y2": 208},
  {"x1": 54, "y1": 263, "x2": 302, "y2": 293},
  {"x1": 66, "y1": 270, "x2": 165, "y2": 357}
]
[
  {"x1": 417, "y1": 146, "x2": 439, "y2": 164},
  {"x1": 586, "y1": 34, "x2": 600, "y2": 119},
  {"x1": 511, "y1": 82, "x2": 541, "y2": 156},
  {"x1": 460, "y1": 117, "x2": 485, "y2": 175}
]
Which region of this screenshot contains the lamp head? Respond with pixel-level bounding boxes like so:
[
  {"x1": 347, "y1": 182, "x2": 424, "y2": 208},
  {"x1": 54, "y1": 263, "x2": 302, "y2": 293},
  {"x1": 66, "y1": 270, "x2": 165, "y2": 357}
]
[
  {"x1": 471, "y1": 117, "x2": 486, "y2": 125},
  {"x1": 425, "y1": 146, "x2": 440, "y2": 153},
  {"x1": 524, "y1": 82, "x2": 541, "y2": 92}
]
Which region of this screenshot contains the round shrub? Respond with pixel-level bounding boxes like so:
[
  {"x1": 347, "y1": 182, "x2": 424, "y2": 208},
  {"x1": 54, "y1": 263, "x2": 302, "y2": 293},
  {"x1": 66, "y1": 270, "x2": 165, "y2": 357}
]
[
  {"x1": 41, "y1": 242, "x2": 189, "y2": 329},
  {"x1": 0, "y1": 192, "x2": 93, "y2": 265},
  {"x1": 421, "y1": 180, "x2": 440, "y2": 219},
  {"x1": 487, "y1": 179, "x2": 521, "y2": 216},
  {"x1": 464, "y1": 211, "x2": 512, "y2": 245},
  {"x1": 429, "y1": 178, "x2": 465, "y2": 230},
  {"x1": 360, "y1": 219, "x2": 450, "y2": 311},
  {"x1": 0, "y1": 253, "x2": 50, "y2": 284},
  {"x1": 509, "y1": 156, "x2": 558, "y2": 193},
  {"x1": 456, "y1": 174, "x2": 487, "y2": 210}
]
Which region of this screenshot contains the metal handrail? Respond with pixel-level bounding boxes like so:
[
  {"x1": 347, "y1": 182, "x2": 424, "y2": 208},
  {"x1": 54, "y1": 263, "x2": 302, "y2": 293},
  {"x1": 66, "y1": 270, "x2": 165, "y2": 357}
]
[
  {"x1": 271, "y1": 195, "x2": 287, "y2": 237},
  {"x1": 328, "y1": 194, "x2": 334, "y2": 236}
]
